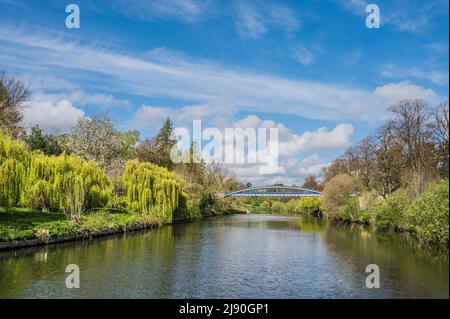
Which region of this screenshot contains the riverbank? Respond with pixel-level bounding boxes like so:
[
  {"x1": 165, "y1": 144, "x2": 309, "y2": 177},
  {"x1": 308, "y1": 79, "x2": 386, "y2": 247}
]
[{"x1": 0, "y1": 207, "x2": 245, "y2": 251}]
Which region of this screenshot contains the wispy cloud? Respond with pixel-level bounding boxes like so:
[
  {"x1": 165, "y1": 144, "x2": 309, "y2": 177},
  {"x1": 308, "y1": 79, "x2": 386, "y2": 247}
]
[
  {"x1": 0, "y1": 0, "x2": 27, "y2": 8},
  {"x1": 235, "y1": 2, "x2": 267, "y2": 39},
  {"x1": 235, "y1": 1, "x2": 300, "y2": 39},
  {"x1": 337, "y1": 0, "x2": 449, "y2": 32},
  {"x1": 381, "y1": 64, "x2": 449, "y2": 86},
  {"x1": 292, "y1": 46, "x2": 315, "y2": 65},
  {"x1": 343, "y1": 49, "x2": 363, "y2": 65},
  {"x1": 425, "y1": 42, "x2": 449, "y2": 55},
  {"x1": 70, "y1": 0, "x2": 213, "y2": 23},
  {"x1": 0, "y1": 27, "x2": 441, "y2": 123}
]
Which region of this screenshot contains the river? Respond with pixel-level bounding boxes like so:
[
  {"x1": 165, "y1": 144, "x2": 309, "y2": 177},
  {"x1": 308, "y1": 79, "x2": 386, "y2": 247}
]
[{"x1": 0, "y1": 214, "x2": 448, "y2": 298}]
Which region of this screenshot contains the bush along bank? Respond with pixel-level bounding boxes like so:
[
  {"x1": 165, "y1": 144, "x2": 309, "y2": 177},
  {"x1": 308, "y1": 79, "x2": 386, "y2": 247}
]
[
  {"x1": 239, "y1": 196, "x2": 323, "y2": 217},
  {"x1": 321, "y1": 174, "x2": 449, "y2": 246},
  {"x1": 238, "y1": 176, "x2": 448, "y2": 247}
]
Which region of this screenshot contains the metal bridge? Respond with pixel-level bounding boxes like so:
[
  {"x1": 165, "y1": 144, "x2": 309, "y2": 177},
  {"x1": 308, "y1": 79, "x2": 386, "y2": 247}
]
[{"x1": 220, "y1": 186, "x2": 324, "y2": 198}]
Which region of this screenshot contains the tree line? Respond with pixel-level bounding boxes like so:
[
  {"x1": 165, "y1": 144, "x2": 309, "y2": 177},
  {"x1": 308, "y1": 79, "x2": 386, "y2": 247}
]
[
  {"x1": 319, "y1": 99, "x2": 449, "y2": 245},
  {"x1": 322, "y1": 99, "x2": 449, "y2": 197},
  {"x1": 1, "y1": 72, "x2": 241, "y2": 224}
]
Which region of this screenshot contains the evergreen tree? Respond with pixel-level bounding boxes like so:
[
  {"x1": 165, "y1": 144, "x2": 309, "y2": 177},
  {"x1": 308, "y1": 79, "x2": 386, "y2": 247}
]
[
  {"x1": 155, "y1": 118, "x2": 176, "y2": 148},
  {"x1": 136, "y1": 118, "x2": 176, "y2": 170},
  {"x1": 26, "y1": 125, "x2": 63, "y2": 156}
]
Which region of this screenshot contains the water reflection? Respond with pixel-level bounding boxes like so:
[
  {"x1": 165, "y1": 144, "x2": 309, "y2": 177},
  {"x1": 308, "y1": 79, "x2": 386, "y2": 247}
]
[{"x1": 0, "y1": 214, "x2": 448, "y2": 298}]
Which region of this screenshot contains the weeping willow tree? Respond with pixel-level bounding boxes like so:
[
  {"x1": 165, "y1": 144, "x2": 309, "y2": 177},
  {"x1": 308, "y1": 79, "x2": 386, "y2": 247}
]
[
  {"x1": 121, "y1": 160, "x2": 193, "y2": 223},
  {"x1": 0, "y1": 132, "x2": 30, "y2": 208},
  {"x1": 23, "y1": 154, "x2": 112, "y2": 216},
  {"x1": 0, "y1": 131, "x2": 112, "y2": 221}
]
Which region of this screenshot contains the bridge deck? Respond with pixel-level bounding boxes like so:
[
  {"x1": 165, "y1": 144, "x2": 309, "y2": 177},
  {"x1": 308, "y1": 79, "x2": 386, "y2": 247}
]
[
  {"x1": 220, "y1": 186, "x2": 324, "y2": 198},
  {"x1": 222, "y1": 192, "x2": 323, "y2": 197}
]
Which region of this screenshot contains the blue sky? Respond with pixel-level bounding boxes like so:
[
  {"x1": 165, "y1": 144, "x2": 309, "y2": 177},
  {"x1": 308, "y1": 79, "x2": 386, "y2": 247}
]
[{"x1": 0, "y1": 0, "x2": 448, "y2": 184}]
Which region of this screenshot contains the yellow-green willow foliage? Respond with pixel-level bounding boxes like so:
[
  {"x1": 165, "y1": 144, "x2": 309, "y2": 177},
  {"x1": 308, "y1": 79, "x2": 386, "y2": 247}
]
[
  {"x1": 0, "y1": 132, "x2": 112, "y2": 215},
  {"x1": 121, "y1": 160, "x2": 187, "y2": 223},
  {"x1": 24, "y1": 154, "x2": 111, "y2": 213},
  {"x1": 0, "y1": 132, "x2": 29, "y2": 208}
]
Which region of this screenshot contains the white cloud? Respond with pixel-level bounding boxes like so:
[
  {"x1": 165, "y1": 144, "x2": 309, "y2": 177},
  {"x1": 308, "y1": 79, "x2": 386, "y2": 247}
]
[
  {"x1": 343, "y1": 49, "x2": 363, "y2": 65},
  {"x1": 81, "y1": 0, "x2": 211, "y2": 23},
  {"x1": 226, "y1": 154, "x2": 330, "y2": 186},
  {"x1": 267, "y1": 5, "x2": 301, "y2": 33},
  {"x1": 380, "y1": 64, "x2": 449, "y2": 86},
  {"x1": 303, "y1": 124, "x2": 354, "y2": 150},
  {"x1": 132, "y1": 106, "x2": 352, "y2": 184},
  {"x1": 22, "y1": 90, "x2": 128, "y2": 133},
  {"x1": 131, "y1": 102, "x2": 236, "y2": 130},
  {"x1": 292, "y1": 46, "x2": 315, "y2": 66},
  {"x1": 0, "y1": 28, "x2": 441, "y2": 125},
  {"x1": 374, "y1": 81, "x2": 436, "y2": 103},
  {"x1": 23, "y1": 98, "x2": 84, "y2": 133},
  {"x1": 235, "y1": 2, "x2": 300, "y2": 39},
  {"x1": 425, "y1": 42, "x2": 449, "y2": 55},
  {"x1": 429, "y1": 71, "x2": 450, "y2": 86},
  {"x1": 288, "y1": 155, "x2": 329, "y2": 177},
  {"x1": 129, "y1": 104, "x2": 353, "y2": 184},
  {"x1": 18, "y1": 74, "x2": 77, "y2": 91},
  {"x1": 235, "y1": 2, "x2": 267, "y2": 39},
  {"x1": 232, "y1": 115, "x2": 353, "y2": 155},
  {"x1": 32, "y1": 91, "x2": 130, "y2": 110},
  {"x1": 225, "y1": 116, "x2": 351, "y2": 184},
  {"x1": 0, "y1": 0, "x2": 27, "y2": 8}
]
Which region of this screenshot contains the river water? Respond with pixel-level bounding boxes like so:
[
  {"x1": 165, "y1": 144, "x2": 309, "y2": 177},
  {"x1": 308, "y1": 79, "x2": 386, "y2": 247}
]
[{"x1": 0, "y1": 214, "x2": 448, "y2": 298}]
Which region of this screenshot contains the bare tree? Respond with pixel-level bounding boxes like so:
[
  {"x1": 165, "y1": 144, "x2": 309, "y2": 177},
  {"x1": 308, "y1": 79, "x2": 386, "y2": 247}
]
[
  {"x1": 371, "y1": 121, "x2": 404, "y2": 197},
  {"x1": 302, "y1": 175, "x2": 322, "y2": 191},
  {"x1": 431, "y1": 102, "x2": 449, "y2": 177},
  {"x1": 389, "y1": 99, "x2": 432, "y2": 172},
  {"x1": 0, "y1": 72, "x2": 29, "y2": 137}
]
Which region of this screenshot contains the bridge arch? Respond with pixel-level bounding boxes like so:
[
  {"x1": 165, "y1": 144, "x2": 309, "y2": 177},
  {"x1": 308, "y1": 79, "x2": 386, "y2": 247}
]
[{"x1": 220, "y1": 185, "x2": 324, "y2": 198}]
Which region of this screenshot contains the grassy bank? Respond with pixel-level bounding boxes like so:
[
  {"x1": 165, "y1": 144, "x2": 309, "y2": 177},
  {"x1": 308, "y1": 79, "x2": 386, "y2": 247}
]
[
  {"x1": 0, "y1": 206, "x2": 246, "y2": 246},
  {"x1": 0, "y1": 208, "x2": 160, "y2": 242}
]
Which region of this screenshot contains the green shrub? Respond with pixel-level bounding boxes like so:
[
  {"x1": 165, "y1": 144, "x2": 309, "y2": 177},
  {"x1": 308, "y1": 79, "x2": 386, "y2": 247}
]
[
  {"x1": 260, "y1": 200, "x2": 271, "y2": 210},
  {"x1": 337, "y1": 197, "x2": 364, "y2": 222},
  {"x1": 407, "y1": 180, "x2": 449, "y2": 245},
  {"x1": 374, "y1": 188, "x2": 410, "y2": 233},
  {"x1": 270, "y1": 201, "x2": 286, "y2": 212},
  {"x1": 299, "y1": 197, "x2": 322, "y2": 215},
  {"x1": 322, "y1": 174, "x2": 362, "y2": 218}
]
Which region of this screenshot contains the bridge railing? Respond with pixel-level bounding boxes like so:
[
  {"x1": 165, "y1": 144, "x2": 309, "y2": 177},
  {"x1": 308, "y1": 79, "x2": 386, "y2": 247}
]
[{"x1": 219, "y1": 186, "x2": 324, "y2": 198}]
